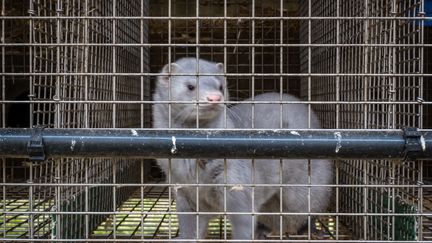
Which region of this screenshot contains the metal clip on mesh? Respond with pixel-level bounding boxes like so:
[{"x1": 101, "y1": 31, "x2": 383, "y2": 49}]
[
  {"x1": 27, "y1": 126, "x2": 46, "y2": 162},
  {"x1": 403, "y1": 127, "x2": 422, "y2": 161}
]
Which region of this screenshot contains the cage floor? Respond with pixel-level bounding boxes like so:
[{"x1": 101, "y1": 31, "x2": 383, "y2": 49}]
[
  {"x1": 421, "y1": 187, "x2": 432, "y2": 241},
  {"x1": 1, "y1": 200, "x2": 53, "y2": 238},
  {"x1": 92, "y1": 186, "x2": 351, "y2": 240},
  {"x1": 0, "y1": 186, "x2": 54, "y2": 239},
  {"x1": 3, "y1": 186, "x2": 432, "y2": 240}
]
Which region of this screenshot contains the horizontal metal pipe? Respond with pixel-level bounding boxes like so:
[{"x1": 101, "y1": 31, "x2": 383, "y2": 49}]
[{"x1": 0, "y1": 129, "x2": 430, "y2": 160}]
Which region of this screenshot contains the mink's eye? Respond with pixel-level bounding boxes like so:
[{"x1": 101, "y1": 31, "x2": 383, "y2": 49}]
[
  {"x1": 187, "y1": 84, "x2": 195, "y2": 91},
  {"x1": 219, "y1": 85, "x2": 223, "y2": 92}
]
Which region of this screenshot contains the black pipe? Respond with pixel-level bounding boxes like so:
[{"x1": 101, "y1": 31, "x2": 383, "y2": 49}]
[{"x1": 0, "y1": 128, "x2": 431, "y2": 160}]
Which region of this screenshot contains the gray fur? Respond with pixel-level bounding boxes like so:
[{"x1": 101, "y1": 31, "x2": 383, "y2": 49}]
[
  {"x1": 153, "y1": 57, "x2": 231, "y2": 129},
  {"x1": 153, "y1": 57, "x2": 333, "y2": 242}
]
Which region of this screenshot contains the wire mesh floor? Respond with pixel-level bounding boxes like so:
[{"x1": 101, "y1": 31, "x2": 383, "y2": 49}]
[
  {"x1": 92, "y1": 187, "x2": 232, "y2": 239},
  {"x1": 3, "y1": 186, "x2": 432, "y2": 240},
  {"x1": 422, "y1": 187, "x2": 432, "y2": 241},
  {"x1": 91, "y1": 187, "x2": 351, "y2": 240},
  {"x1": 1, "y1": 186, "x2": 54, "y2": 239}
]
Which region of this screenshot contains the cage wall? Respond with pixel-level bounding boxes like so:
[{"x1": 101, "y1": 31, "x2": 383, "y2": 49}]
[
  {"x1": 0, "y1": 0, "x2": 431, "y2": 242},
  {"x1": 299, "y1": 0, "x2": 426, "y2": 240},
  {"x1": 1, "y1": 0, "x2": 150, "y2": 239},
  {"x1": 149, "y1": 0, "x2": 302, "y2": 101}
]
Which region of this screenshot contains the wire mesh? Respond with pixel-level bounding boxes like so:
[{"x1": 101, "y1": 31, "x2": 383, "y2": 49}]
[
  {"x1": 2, "y1": 0, "x2": 148, "y2": 240},
  {"x1": 0, "y1": 0, "x2": 430, "y2": 242},
  {"x1": 299, "y1": 0, "x2": 425, "y2": 240}
]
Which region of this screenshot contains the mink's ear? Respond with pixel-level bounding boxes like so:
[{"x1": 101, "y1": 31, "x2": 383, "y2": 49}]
[
  {"x1": 216, "y1": 63, "x2": 224, "y2": 73},
  {"x1": 159, "y1": 63, "x2": 180, "y2": 86}
]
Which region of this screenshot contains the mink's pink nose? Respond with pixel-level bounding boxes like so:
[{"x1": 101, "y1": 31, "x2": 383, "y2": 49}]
[{"x1": 207, "y1": 94, "x2": 222, "y2": 102}]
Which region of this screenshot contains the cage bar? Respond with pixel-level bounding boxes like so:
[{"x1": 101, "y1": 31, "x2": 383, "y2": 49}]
[{"x1": 0, "y1": 128, "x2": 431, "y2": 160}]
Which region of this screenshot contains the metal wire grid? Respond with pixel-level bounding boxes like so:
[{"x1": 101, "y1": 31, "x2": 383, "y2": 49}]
[
  {"x1": 299, "y1": 0, "x2": 425, "y2": 240},
  {"x1": 149, "y1": 0, "x2": 301, "y2": 102},
  {"x1": 89, "y1": 185, "x2": 355, "y2": 241},
  {"x1": 0, "y1": 159, "x2": 56, "y2": 239},
  {"x1": 2, "y1": 0, "x2": 148, "y2": 240},
  {"x1": 28, "y1": 0, "x2": 147, "y2": 129},
  {"x1": 0, "y1": 0, "x2": 430, "y2": 242},
  {"x1": 91, "y1": 186, "x2": 231, "y2": 240},
  {"x1": 425, "y1": 21, "x2": 432, "y2": 183},
  {"x1": 1, "y1": 0, "x2": 31, "y2": 130}
]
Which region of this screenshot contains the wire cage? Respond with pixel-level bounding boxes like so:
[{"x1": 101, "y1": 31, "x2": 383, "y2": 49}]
[
  {"x1": 300, "y1": 0, "x2": 426, "y2": 240},
  {"x1": 0, "y1": 0, "x2": 431, "y2": 242},
  {"x1": 1, "y1": 0, "x2": 150, "y2": 239}
]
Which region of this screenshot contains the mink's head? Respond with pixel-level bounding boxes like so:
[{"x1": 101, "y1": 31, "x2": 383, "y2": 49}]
[{"x1": 156, "y1": 58, "x2": 228, "y2": 124}]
